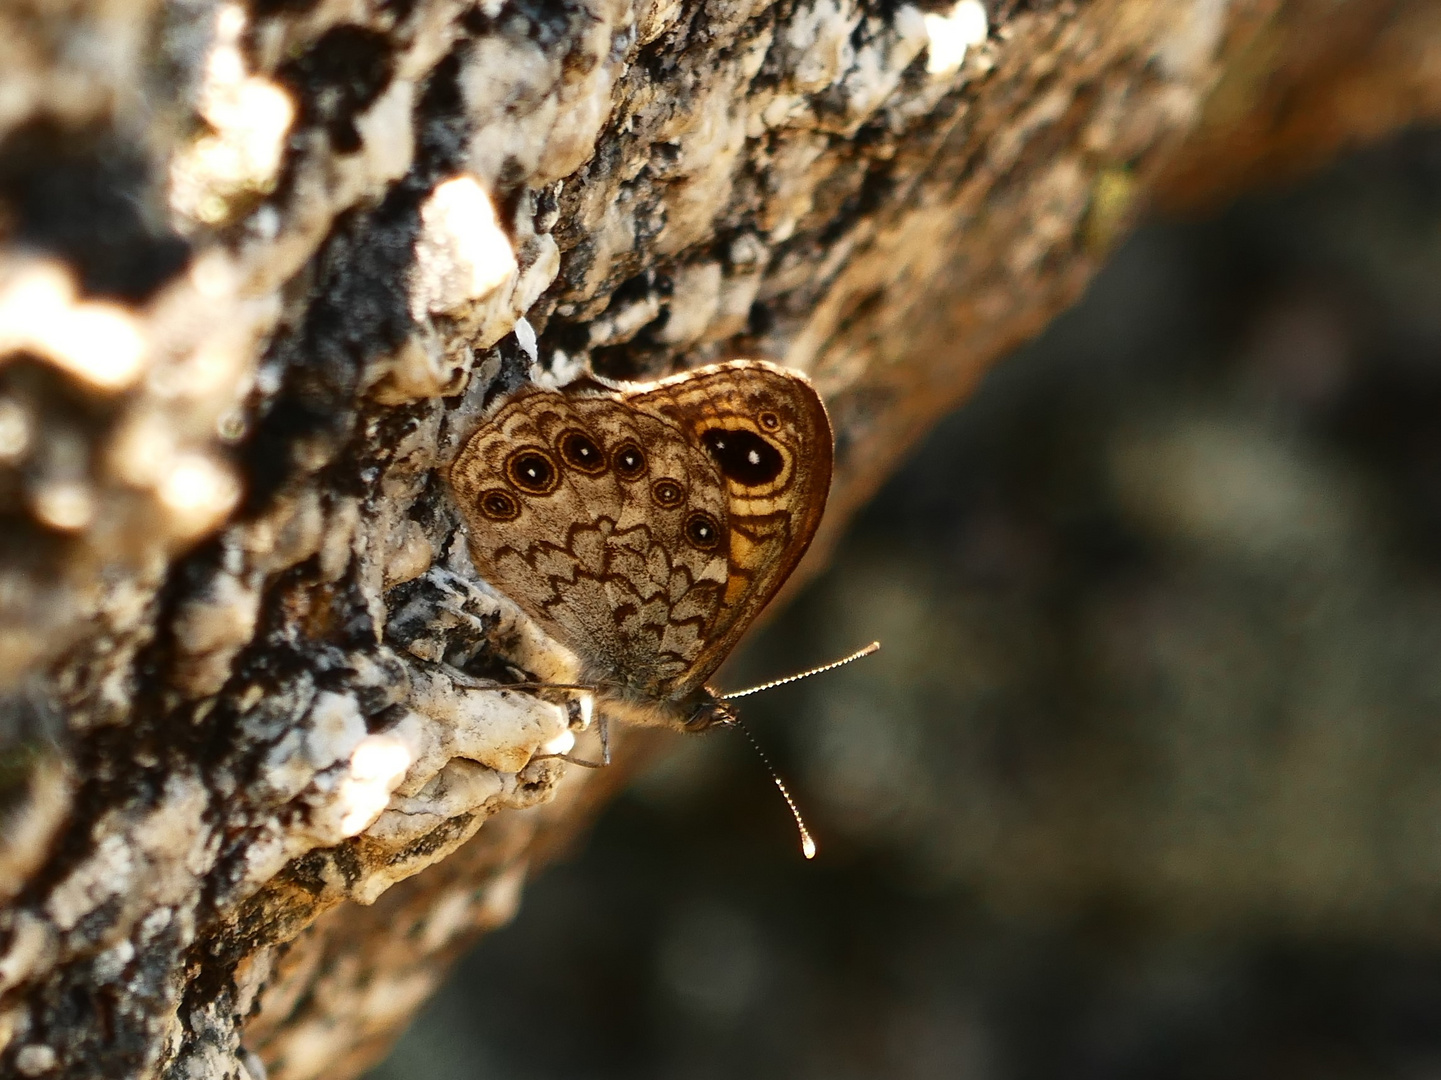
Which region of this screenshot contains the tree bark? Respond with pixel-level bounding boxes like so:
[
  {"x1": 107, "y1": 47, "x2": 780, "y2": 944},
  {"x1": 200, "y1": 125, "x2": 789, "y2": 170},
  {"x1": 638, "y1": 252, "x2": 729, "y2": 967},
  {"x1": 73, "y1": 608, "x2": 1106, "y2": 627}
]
[{"x1": 0, "y1": 0, "x2": 1437, "y2": 1076}]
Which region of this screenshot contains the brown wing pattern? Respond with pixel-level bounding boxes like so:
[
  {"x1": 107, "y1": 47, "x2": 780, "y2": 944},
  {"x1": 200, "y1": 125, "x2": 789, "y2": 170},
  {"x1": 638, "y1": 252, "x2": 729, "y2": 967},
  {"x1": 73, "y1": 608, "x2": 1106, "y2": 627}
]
[
  {"x1": 625, "y1": 361, "x2": 832, "y2": 693},
  {"x1": 449, "y1": 386, "x2": 730, "y2": 696},
  {"x1": 448, "y1": 361, "x2": 833, "y2": 701}
]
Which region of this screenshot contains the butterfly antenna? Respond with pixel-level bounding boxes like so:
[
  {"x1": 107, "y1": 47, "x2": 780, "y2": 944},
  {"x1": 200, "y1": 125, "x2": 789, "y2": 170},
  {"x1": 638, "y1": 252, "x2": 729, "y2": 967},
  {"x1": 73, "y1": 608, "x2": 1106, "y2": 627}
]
[
  {"x1": 721, "y1": 641, "x2": 880, "y2": 700},
  {"x1": 727, "y1": 717, "x2": 817, "y2": 860}
]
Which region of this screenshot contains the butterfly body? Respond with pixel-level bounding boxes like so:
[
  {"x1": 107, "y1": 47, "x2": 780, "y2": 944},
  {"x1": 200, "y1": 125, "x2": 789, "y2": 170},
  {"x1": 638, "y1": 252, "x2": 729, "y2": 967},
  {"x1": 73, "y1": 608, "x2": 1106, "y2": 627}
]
[{"x1": 448, "y1": 360, "x2": 833, "y2": 731}]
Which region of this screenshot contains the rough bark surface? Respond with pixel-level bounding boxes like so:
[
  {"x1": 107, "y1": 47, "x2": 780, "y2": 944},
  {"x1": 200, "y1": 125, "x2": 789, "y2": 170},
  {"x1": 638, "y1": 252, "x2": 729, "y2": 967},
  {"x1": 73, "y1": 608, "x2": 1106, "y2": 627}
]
[{"x1": 0, "y1": 0, "x2": 1437, "y2": 1076}]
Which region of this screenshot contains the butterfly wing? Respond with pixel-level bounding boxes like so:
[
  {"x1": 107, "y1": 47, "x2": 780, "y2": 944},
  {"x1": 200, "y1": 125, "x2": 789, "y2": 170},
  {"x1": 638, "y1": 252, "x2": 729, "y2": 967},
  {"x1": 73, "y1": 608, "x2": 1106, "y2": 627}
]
[
  {"x1": 448, "y1": 360, "x2": 832, "y2": 708},
  {"x1": 625, "y1": 360, "x2": 833, "y2": 695},
  {"x1": 448, "y1": 385, "x2": 732, "y2": 699}
]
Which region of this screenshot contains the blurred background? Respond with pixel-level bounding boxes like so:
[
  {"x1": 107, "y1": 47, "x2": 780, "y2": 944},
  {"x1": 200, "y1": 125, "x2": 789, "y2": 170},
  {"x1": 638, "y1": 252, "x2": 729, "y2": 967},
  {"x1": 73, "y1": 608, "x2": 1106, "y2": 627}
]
[{"x1": 371, "y1": 125, "x2": 1441, "y2": 1080}]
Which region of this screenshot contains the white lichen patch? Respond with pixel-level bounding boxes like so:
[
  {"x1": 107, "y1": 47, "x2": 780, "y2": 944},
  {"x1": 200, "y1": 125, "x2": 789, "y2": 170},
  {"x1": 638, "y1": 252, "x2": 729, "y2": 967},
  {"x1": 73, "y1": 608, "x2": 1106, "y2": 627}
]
[
  {"x1": 0, "y1": 397, "x2": 31, "y2": 462},
  {"x1": 1155, "y1": 0, "x2": 1230, "y2": 79},
  {"x1": 0, "y1": 757, "x2": 73, "y2": 905},
  {"x1": 458, "y1": 231, "x2": 561, "y2": 353},
  {"x1": 923, "y1": 0, "x2": 989, "y2": 76},
  {"x1": 368, "y1": 335, "x2": 457, "y2": 406},
  {"x1": 44, "y1": 832, "x2": 137, "y2": 934},
  {"x1": 645, "y1": 56, "x2": 756, "y2": 256},
  {"x1": 87, "y1": 938, "x2": 135, "y2": 984},
  {"x1": 14, "y1": 1043, "x2": 56, "y2": 1077},
  {"x1": 154, "y1": 453, "x2": 242, "y2": 538},
  {"x1": 239, "y1": 486, "x2": 327, "y2": 571},
  {"x1": 232, "y1": 944, "x2": 280, "y2": 1020},
  {"x1": 132, "y1": 773, "x2": 218, "y2": 882},
  {"x1": 352, "y1": 80, "x2": 418, "y2": 189},
  {"x1": 29, "y1": 480, "x2": 95, "y2": 533},
  {"x1": 589, "y1": 292, "x2": 664, "y2": 347},
  {"x1": 384, "y1": 520, "x2": 435, "y2": 589},
  {"x1": 230, "y1": 599, "x2": 571, "y2": 901},
  {"x1": 456, "y1": 0, "x2": 629, "y2": 190},
  {"x1": 337, "y1": 735, "x2": 414, "y2": 837},
  {"x1": 260, "y1": 726, "x2": 318, "y2": 806},
  {"x1": 167, "y1": 565, "x2": 262, "y2": 699},
  {"x1": 44, "y1": 772, "x2": 213, "y2": 935},
  {"x1": 0, "y1": 259, "x2": 148, "y2": 391},
  {"x1": 460, "y1": 37, "x2": 565, "y2": 186},
  {"x1": 366, "y1": 758, "x2": 505, "y2": 847},
  {"x1": 637, "y1": 0, "x2": 687, "y2": 45},
  {"x1": 0, "y1": 912, "x2": 56, "y2": 997},
  {"x1": 821, "y1": 7, "x2": 931, "y2": 135},
  {"x1": 318, "y1": 500, "x2": 363, "y2": 583},
  {"x1": 304, "y1": 693, "x2": 369, "y2": 771},
  {"x1": 169, "y1": 3, "x2": 295, "y2": 226},
  {"x1": 655, "y1": 262, "x2": 723, "y2": 345},
  {"x1": 410, "y1": 176, "x2": 517, "y2": 320},
  {"x1": 783, "y1": 0, "x2": 863, "y2": 95},
  {"x1": 238, "y1": 825, "x2": 294, "y2": 896},
  {"x1": 540, "y1": 727, "x2": 577, "y2": 757},
  {"x1": 389, "y1": 174, "x2": 564, "y2": 391},
  {"x1": 406, "y1": 669, "x2": 570, "y2": 775}
]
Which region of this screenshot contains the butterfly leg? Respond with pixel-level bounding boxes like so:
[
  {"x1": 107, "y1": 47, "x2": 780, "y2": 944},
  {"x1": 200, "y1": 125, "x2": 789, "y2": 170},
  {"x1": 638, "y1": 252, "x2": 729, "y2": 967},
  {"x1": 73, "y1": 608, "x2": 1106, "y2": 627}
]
[
  {"x1": 433, "y1": 660, "x2": 613, "y2": 765},
  {"x1": 539, "y1": 750, "x2": 606, "y2": 768},
  {"x1": 533, "y1": 712, "x2": 611, "y2": 769}
]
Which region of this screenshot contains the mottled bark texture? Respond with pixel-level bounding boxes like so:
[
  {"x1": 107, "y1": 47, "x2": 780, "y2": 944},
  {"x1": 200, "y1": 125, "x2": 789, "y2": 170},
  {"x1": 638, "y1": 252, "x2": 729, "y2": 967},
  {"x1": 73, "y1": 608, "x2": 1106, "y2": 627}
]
[{"x1": 0, "y1": 0, "x2": 1437, "y2": 1076}]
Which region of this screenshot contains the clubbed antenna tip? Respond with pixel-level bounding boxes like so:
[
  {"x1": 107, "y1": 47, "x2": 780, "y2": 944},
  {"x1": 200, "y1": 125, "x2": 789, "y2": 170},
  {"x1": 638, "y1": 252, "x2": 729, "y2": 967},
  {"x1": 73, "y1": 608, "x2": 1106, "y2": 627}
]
[
  {"x1": 719, "y1": 642, "x2": 882, "y2": 859},
  {"x1": 729, "y1": 717, "x2": 817, "y2": 860}
]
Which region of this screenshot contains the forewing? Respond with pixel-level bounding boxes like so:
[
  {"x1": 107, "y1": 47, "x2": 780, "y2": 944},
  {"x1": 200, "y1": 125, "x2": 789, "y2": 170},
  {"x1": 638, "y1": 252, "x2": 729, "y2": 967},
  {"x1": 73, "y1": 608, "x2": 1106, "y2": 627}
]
[{"x1": 449, "y1": 386, "x2": 731, "y2": 697}]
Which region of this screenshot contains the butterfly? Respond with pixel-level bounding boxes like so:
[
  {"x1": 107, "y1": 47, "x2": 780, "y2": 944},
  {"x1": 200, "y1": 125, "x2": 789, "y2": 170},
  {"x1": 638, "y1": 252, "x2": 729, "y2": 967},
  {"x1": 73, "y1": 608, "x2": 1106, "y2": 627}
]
[{"x1": 447, "y1": 359, "x2": 833, "y2": 737}]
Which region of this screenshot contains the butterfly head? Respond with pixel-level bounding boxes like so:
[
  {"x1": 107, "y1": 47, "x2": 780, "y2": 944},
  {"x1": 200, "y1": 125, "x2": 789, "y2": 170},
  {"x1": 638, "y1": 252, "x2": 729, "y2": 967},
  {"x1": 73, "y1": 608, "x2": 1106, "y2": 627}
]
[{"x1": 682, "y1": 693, "x2": 737, "y2": 732}]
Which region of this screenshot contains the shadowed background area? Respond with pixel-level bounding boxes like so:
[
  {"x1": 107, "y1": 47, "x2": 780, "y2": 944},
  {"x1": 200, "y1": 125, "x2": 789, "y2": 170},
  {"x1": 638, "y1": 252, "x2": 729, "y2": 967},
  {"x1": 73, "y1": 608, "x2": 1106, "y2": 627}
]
[{"x1": 370, "y1": 125, "x2": 1441, "y2": 1080}]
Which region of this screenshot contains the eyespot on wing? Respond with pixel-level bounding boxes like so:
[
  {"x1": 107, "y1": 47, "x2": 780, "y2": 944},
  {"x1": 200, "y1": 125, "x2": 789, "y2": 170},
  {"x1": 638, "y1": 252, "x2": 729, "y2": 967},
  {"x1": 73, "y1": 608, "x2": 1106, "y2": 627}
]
[
  {"x1": 613, "y1": 440, "x2": 647, "y2": 480},
  {"x1": 559, "y1": 429, "x2": 607, "y2": 475},
  {"x1": 506, "y1": 447, "x2": 560, "y2": 494},
  {"x1": 701, "y1": 427, "x2": 784, "y2": 486}
]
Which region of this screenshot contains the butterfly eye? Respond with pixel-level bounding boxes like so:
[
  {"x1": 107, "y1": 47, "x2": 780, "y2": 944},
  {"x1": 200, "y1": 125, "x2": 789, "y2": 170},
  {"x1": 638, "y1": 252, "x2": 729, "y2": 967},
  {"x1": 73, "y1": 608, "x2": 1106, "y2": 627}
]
[
  {"x1": 701, "y1": 427, "x2": 784, "y2": 486},
  {"x1": 651, "y1": 479, "x2": 685, "y2": 508},
  {"x1": 613, "y1": 441, "x2": 647, "y2": 480},
  {"x1": 559, "y1": 430, "x2": 607, "y2": 474},
  {"x1": 759, "y1": 411, "x2": 781, "y2": 431},
  {"x1": 684, "y1": 511, "x2": 721, "y2": 550},
  {"x1": 478, "y1": 489, "x2": 521, "y2": 521},
  {"x1": 506, "y1": 448, "x2": 560, "y2": 494}
]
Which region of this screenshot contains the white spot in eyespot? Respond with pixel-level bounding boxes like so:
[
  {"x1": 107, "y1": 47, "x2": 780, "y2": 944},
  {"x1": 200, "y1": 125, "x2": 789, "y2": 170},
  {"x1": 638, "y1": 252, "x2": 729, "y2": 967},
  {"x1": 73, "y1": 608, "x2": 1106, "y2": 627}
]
[{"x1": 747, "y1": 449, "x2": 760, "y2": 465}]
